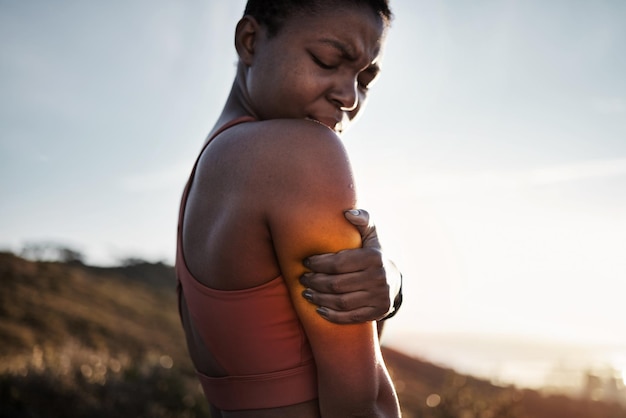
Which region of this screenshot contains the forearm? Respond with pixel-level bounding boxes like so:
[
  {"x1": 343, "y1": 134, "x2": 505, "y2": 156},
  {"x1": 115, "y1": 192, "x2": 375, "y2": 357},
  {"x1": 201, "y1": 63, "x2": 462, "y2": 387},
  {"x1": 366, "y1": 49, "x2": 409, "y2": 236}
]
[
  {"x1": 377, "y1": 320, "x2": 386, "y2": 338},
  {"x1": 384, "y1": 260, "x2": 403, "y2": 316},
  {"x1": 378, "y1": 262, "x2": 403, "y2": 332}
]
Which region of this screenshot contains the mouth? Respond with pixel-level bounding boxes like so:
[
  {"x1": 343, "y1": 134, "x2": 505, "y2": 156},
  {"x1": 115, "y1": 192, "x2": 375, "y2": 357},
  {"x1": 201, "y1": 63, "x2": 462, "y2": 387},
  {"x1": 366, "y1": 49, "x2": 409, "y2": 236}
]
[{"x1": 306, "y1": 115, "x2": 343, "y2": 133}]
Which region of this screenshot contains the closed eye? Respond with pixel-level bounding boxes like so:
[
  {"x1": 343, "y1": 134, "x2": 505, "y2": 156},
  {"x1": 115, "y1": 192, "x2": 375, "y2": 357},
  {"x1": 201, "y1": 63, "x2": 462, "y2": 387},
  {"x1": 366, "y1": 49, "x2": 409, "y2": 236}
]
[{"x1": 311, "y1": 54, "x2": 336, "y2": 70}]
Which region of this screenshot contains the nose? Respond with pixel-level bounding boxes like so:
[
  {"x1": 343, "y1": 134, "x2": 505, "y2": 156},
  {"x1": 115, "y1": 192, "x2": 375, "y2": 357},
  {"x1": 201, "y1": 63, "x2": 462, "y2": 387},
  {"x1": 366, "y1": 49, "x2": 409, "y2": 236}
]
[{"x1": 329, "y1": 77, "x2": 359, "y2": 112}]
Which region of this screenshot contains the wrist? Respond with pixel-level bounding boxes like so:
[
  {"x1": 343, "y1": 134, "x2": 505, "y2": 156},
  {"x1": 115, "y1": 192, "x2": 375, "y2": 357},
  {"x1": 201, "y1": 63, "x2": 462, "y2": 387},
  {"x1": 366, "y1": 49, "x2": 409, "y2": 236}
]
[{"x1": 381, "y1": 265, "x2": 403, "y2": 320}]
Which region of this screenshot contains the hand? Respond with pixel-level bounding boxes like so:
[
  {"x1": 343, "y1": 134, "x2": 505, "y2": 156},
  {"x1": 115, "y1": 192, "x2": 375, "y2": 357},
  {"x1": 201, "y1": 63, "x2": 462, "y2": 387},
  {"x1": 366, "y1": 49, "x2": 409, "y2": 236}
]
[{"x1": 299, "y1": 209, "x2": 402, "y2": 324}]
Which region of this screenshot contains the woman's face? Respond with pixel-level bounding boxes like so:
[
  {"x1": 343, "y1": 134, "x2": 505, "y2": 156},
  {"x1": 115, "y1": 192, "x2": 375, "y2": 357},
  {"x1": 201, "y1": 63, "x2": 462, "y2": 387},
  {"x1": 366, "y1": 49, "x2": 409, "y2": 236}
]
[{"x1": 243, "y1": 6, "x2": 386, "y2": 134}]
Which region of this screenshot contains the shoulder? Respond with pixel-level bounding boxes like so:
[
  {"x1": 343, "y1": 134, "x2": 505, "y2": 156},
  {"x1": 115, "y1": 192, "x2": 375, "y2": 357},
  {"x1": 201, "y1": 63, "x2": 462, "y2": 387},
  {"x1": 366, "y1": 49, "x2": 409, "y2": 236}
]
[
  {"x1": 214, "y1": 118, "x2": 355, "y2": 188},
  {"x1": 221, "y1": 118, "x2": 347, "y2": 158}
]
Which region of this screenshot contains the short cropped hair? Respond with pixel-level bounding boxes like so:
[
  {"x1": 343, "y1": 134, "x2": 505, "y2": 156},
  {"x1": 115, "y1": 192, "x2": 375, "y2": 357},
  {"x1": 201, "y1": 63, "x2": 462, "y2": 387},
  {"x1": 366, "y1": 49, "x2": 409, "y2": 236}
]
[{"x1": 244, "y1": 0, "x2": 392, "y2": 37}]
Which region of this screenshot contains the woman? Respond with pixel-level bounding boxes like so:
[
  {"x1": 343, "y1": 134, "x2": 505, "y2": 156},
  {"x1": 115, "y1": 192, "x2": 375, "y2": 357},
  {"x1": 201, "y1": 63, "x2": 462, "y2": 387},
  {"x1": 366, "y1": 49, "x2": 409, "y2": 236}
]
[{"x1": 176, "y1": 1, "x2": 402, "y2": 416}]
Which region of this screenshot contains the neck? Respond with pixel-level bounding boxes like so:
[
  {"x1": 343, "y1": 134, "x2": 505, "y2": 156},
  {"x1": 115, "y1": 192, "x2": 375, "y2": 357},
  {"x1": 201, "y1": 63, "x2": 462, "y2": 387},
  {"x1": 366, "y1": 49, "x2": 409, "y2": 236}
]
[{"x1": 212, "y1": 63, "x2": 258, "y2": 134}]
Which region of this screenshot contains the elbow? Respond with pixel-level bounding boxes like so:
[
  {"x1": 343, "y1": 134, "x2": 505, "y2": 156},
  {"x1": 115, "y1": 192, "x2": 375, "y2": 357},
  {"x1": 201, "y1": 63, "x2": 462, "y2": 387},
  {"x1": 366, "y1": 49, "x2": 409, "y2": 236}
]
[
  {"x1": 321, "y1": 390, "x2": 400, "y2": 418},
  {"x1": 345, "y1": 393, "x2": 382, "y2": 417},
  {"x1": 334, "y1": 406, "x2": 398, "y2": 418},
  {"x1": 353, "y1": 396, "x2": 400, "y2": 418}
]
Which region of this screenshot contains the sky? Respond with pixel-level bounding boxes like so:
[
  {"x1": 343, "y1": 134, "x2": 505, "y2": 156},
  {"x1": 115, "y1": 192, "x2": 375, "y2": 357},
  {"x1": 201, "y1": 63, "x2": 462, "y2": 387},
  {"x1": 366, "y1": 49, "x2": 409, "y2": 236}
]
[{"x1": 1, "y1": 0, "x2": 625, "y2": 388}]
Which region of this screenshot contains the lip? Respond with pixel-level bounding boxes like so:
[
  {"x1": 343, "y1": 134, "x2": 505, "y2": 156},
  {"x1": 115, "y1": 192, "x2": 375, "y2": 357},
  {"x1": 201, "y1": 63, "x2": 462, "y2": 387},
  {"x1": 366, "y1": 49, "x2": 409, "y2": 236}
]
[{"x1": 307, "y1": 115, "x2": 342, "y2": 132}]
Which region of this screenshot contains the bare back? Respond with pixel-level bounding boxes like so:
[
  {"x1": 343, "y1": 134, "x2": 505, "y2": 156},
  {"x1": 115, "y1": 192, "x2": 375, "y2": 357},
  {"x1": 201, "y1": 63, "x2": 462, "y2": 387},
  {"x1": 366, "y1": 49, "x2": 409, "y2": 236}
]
[
  {"x1": 180, "y1": 119, "x2": 339, "y2": 417},
  {"x1": 182, "y1": 120, "x2": 283, "y2": 291}
]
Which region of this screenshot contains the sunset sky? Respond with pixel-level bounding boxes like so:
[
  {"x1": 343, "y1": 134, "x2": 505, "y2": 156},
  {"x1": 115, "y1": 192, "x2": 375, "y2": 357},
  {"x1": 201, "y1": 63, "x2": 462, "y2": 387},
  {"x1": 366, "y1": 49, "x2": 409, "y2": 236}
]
[{"x1": 1, "y1": 0, "x2": 625, "y2": 387}]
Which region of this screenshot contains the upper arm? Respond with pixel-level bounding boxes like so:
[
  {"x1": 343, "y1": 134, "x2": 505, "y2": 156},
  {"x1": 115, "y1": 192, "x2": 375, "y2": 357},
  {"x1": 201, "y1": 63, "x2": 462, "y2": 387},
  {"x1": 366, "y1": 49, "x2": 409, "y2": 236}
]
[{"x1": 261, "y1": 121, "x2": 386, "y2": 415}]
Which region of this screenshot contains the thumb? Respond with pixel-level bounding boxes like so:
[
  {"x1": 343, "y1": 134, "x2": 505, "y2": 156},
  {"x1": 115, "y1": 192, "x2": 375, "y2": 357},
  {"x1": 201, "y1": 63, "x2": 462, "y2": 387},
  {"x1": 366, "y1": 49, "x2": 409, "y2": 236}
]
[{"x1": 344, "y1": 209, "x2": 380, "y2": 249}]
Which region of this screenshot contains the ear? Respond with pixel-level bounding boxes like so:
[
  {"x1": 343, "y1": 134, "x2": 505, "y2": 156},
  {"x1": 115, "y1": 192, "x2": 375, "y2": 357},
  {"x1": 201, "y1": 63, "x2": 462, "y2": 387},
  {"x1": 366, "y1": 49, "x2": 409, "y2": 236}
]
[{"x1": 235, "y1": 15, "x2": 260, "y2": 67}]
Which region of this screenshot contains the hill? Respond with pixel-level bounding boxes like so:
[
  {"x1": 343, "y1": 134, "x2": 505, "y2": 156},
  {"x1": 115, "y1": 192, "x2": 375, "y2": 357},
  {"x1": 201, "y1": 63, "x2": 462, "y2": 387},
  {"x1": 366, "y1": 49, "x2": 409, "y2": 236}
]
[{"x1": 1, "y1": 252, "x2": 625, "y2": 417}]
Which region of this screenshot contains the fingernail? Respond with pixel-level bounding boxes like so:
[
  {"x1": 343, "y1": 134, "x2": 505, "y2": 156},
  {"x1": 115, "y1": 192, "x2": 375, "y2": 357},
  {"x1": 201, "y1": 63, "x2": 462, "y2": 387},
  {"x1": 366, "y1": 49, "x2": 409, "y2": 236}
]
[
  {"x1": 303, "y1": 258, "x2": 311, "y2": 268},
  {"x1": 348, "y1": 209, "x2": 360, "y2": 215},
  {"x1": 316, "y1": 307, "x2": 329, "y2": 318},
  {"x1": 302, "y1": 289, "x2": 313, "y2": 301}
]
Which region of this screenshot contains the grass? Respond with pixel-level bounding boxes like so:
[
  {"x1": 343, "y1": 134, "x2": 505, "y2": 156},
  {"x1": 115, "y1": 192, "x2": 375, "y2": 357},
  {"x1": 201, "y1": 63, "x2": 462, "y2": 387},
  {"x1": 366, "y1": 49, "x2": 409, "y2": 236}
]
[
  {"x1": 0, "y1": 252, "x2": 208, "y2": 417},
  {"x1": 1, "y1": 251, "x2": 625, "y2": 417}
]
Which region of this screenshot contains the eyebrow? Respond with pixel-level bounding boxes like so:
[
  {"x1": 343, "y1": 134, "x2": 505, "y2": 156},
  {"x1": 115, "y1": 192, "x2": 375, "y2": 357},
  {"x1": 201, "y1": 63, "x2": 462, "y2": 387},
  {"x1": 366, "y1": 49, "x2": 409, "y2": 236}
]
[
  {"x1": 316, "y1": 38, "x2": 381, "y2": 75},
  {"x1": 317, "y1": 38, "x2": 358, "y2": 60}
]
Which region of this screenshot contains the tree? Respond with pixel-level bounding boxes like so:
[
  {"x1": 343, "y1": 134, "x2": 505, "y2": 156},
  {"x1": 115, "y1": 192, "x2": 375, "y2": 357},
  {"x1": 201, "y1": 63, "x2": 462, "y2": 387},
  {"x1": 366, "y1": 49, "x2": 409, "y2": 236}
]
[{"x1": 20, "y1": 241, "x2": 85, "y2": 264}]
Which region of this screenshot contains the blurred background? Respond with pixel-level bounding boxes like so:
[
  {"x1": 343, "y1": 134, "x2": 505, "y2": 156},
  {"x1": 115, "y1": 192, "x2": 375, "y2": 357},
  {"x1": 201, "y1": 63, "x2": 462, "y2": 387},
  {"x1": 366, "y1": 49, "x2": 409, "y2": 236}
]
[{"x1": 1, "y1": 0, "x2": 625, "y2": 415}]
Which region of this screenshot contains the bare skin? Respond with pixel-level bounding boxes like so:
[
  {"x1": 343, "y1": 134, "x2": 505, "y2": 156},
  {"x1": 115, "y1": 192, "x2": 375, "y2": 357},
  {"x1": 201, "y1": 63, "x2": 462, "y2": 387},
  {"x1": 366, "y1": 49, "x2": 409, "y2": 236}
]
[
  {"x1": 179, "y1": 4, "x2": 400, "y2": 417},
  {"x1": 302, "y1": 209, "x2": 402, "y2": 324}
]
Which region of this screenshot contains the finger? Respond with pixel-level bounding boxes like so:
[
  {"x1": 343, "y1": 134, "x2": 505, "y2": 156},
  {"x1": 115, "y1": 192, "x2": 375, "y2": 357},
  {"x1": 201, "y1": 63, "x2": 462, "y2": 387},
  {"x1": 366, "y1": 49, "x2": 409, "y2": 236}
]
[
  {"x1": 302, "y1": 287, "x2": 387, "y2": 313},
  {"x1": 300, "y1": 270, "x2": 367, "y2": 293},
  {"x1": 344, "y1": 208, "x2": 371, "y2": 227},
  {"x1": 305, "y1": 247, "x2": 383, "y2": 274},
  {"x1": 301, "y1": 271, "x2": 390, "y2": 313},
  {"x1": 344, "y1": 209, "x2": 380, "y2": 249},
  {"x1": 315, "y1": 306, "x2": 388, "y2": 324}
]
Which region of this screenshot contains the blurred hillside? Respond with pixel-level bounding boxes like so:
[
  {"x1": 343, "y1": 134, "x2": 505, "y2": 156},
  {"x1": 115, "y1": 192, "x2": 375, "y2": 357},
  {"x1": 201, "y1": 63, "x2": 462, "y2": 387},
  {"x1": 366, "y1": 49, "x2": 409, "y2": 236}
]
[{"x1": 1, "y1": 252, "x2": 625, "y2": 417}]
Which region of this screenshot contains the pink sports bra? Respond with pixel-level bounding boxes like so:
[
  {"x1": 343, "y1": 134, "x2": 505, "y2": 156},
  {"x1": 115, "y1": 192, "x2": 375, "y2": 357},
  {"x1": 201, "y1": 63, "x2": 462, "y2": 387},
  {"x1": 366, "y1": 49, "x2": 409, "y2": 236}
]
[{"x1": 175, "y1": 117, "x2": 318, "y2": 410}]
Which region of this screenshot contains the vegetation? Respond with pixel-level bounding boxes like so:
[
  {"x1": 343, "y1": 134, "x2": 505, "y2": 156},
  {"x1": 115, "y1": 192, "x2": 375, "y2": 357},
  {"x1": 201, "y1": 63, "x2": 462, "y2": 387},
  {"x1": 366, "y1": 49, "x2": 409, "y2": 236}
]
[
  {"x1": 0, "y1": 251, "x2": 206, "y2": 417},
  {"x1": 1, "y1": 251, "x2": 625, "y2": 417}
]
